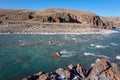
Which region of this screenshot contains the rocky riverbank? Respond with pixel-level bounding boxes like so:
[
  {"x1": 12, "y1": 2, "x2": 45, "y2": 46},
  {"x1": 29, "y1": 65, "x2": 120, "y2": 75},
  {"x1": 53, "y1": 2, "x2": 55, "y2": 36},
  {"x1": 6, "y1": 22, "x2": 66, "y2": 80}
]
[
  {"x1": 0, "y1": 8, "x2": 120, "y2": 34},
  {"x1": 22, "y1": 59, "x2": 120, "y2": 80},
  {"x1": 0, "y1": 22, "x2": 118, "y2": 34}
]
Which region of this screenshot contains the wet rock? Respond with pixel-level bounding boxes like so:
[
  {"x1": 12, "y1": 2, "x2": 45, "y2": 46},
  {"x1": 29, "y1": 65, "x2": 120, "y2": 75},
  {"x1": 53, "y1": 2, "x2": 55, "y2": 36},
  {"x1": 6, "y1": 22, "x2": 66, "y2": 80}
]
[
  {"x1": 55, "y1": 68, "x2": 65, "y2": 78},
  {"x1": 24, "y1": 75, "x2": 39, "y2": 80},
  {"x1": 76, "y1": 64, "x2": 85, "y2": 79},
  {"x1": 87, "y1": 58, "x2": 120, "y2": 80},
  {"x1": 38, "y1": 73, "x2": 49, "y2": 80},
  {"x1": 52, "y1": 52, "x2": 61, "y2": 57},
  {"x1": 99, "y1": 63, "x2": 120, "y2": 80},
  {"x1": 47, "y1": 72, "x2": 59, "y2": 80},
  {"x1": 22, "y1": 58, "x2": 120, "y2": 80},
  {"x1": 55, "y1": 68, "x2": 71, "y2": 79},
  {"x1": 105, "y1": 16, "x2": 120, "y2": 28},
  {"x1": 87, "y1": 59, "x2": 110, "y2": 79},
  {"x1": 68, "y1": 64, "x2": 74, "y2": 70},
  {"x1": 22, "y1": 78, "x2": 28, "y2": 80},
  {"x1": 34, "y1": 71, "x2": 43, "y2": 76}
]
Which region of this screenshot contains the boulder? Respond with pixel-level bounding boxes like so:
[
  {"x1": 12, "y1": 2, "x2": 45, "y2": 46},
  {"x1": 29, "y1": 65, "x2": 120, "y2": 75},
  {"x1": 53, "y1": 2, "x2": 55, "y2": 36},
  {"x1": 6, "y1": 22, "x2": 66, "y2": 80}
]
[
  {"x1": 55, "y1": 68, "x2": 71, "y2": 79},
  {"x1": 34, "y1": 71, "x2": 43, "y2": 76},
  {"x1": 22, "y1": 58, "x2": 120, "y2": 80},
  {"x1": 87, "y1": 58, "x2": 120, "y2": 80},
  {"x1": 87, "y1": 59, "x2": 110, "y2": 79},
  {"x1": 68, "y1": 64, "x2": 74, "y2": 70},
  {"x1": 52, "y1": 52, "x2": 61, "y2": 57},
  {"x1": 39, "y1": 73, "x2": 49, "y2": 80},
  {"x1": 76, "y1": 64, "x2": 85, "y2": 79},
  {"x1": 99, "y1": 63, "x2": 120, "y2": 80}
]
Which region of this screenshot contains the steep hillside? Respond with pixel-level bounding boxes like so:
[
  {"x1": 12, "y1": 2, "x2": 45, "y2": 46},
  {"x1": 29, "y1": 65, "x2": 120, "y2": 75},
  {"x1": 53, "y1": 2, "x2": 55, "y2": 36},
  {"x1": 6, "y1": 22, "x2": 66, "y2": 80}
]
[
  {"x1": 105, "y1": 16, "x2": 120, "y2": 28},
  {"x1": 0, "y1": 8, "x2": 114, "y2": 29}
]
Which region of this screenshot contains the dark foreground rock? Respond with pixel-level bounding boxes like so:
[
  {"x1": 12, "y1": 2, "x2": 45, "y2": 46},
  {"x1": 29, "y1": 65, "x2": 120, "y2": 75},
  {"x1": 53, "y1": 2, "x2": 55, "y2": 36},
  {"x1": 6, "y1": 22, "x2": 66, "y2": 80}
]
[{"x1": 22, "y1": 59, "x2": 120, "y2": 80}]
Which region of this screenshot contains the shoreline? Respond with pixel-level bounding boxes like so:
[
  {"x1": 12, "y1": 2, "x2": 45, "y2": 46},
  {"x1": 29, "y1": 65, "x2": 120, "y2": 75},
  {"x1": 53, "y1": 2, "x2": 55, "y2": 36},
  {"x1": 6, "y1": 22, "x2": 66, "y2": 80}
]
[
  {"x1": 0, "y1": 28, "x2": 119, "y2": 35},
  {"x1": 23, "y1": 58, "x2": 120, "y2": 80}
]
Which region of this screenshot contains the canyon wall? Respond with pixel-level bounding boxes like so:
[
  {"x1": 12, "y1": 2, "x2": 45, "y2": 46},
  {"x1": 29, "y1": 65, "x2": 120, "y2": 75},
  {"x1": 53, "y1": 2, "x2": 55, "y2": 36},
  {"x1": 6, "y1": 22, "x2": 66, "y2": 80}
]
[{"x1": 0, "y1": 8, "x2": 115, "y2": 29}]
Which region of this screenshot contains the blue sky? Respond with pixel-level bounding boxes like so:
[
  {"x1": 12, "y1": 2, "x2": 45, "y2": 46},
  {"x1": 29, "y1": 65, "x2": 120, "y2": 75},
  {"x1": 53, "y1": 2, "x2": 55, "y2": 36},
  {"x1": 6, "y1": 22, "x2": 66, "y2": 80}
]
[{"x1": 0, "y1": 0, "x2": 120, "y2": 16}]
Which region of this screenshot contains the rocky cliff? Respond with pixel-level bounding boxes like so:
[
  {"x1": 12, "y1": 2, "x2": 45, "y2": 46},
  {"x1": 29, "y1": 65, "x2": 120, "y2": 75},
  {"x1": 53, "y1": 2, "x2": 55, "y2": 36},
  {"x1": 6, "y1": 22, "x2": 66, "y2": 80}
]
[
  {"x1": 105, "y1": 16, "x2": 120, "y2": 28},
  {"x1": 0, "y1": 8, "x2": 114, "y2": 29},
  {"x1": 23, "y1": 59, "x2": 120, "y2": 80}
]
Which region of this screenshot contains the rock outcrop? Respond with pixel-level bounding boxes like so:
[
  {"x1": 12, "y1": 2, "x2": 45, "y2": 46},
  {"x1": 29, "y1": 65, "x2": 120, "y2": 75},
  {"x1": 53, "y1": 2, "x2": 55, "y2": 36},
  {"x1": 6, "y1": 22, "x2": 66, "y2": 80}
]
[
  {"x1": 22, "y1": 58, "x2": 120, "y2": 80},
  {"x1": 104, "y1": 16, "x2": 120, "y2": 28},
  {"x1": 0, "y1": 9, "x2": 34, "y2": 21},
  {"x1": 0, "y1": 8, "x2": 115, "y2": 29},
  {"x1": 87, "y1": 59, "x2": 120, "y2": 80}
]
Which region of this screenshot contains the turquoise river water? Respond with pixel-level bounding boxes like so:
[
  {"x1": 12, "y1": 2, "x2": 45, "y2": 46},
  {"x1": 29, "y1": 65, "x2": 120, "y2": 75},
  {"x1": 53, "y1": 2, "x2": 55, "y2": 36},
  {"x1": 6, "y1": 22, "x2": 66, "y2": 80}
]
[{"x1": 0, "y1": 29, "x2": 120, "y2": 80}]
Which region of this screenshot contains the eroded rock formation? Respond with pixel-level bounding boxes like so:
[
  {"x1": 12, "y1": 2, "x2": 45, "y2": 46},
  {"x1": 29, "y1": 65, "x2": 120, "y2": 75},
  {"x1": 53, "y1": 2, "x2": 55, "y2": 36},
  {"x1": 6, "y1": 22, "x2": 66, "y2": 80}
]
[
  {"x1": 22, "y1": 59, "x2": 120, "y2": 80},
  {"x1": 0, "y1": 8, "x2": 115, "y2": 29},
  {"x1": 104, "y1": 16, "x2": 120, "y2": 28}
]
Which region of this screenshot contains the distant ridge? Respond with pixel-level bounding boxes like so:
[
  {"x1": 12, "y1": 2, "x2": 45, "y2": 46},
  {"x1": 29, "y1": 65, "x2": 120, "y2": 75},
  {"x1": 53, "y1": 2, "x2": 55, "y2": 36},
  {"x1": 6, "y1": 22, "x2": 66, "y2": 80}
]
[
  {"x1": 38, "y1": 8, "x2": 96, "y2": 15},
  {"x1": 0, "y1": 8, "x2": 119, "y2": 28}
]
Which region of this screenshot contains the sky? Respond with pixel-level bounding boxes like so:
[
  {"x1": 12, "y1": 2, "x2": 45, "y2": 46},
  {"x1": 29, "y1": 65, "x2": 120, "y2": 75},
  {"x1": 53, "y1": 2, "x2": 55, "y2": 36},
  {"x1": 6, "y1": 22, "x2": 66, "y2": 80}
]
[{"x1": 0, "y1": 0, "x2": 120, "y2": 16}]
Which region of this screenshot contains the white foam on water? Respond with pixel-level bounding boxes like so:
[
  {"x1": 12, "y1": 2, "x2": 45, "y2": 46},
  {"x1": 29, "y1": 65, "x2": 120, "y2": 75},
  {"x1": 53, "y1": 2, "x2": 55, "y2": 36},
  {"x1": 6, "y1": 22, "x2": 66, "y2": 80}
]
[
  {"x1": 110, "y1": 42, "x2": 119, "y2": 46},
  {"x1": 20, "y1": 43, "x2": 25, "y2": 46},
  {"x1": 84, "y1": 52, "x2": 109, "y2": 58},
  {"x1": 84, "y1": 52, "x2": 95, "y2": 56},
  {"x1": 61, "y1": 54, "x2": 74, "y2": 57},
  {"x1": 90, "y1": 44, "x2": 108, "y2": 48},
  {"x1": 18, "y1": 40, "x2": 22, "y2": 42},
  {"x1": 101, "y1": 30, "x2": 119, "y2": 34},
  {"x1": 95, "y1": 45, "x2": 108, "y2": 48},
  {"x1": 96, "y1": 54, "x2": 109, "y2": 58},
  {"x1": 60, "y1": 50, "x2": 69, "y2": 54},
  {"x1": 90, "y1": 44, "x2": 95, "y2": 47},
  {"x1": 116, "y1": 55, "x2": 120, "y2": 59},
  {"x1": 64, "y1": 35, "x2": 69, "y2": 39},
  {"x1": 72, "y1": 38, "x2": 77, "y2": 40},
  {"x1": 60, "y1": 50, "x2": 74, "y2": 54},
  {"x1": 60, "y1": 50, "x2": 75, "y2": 57},
  {"x1": 58, "y1": 43, "x2": 64, "y2": 46}
]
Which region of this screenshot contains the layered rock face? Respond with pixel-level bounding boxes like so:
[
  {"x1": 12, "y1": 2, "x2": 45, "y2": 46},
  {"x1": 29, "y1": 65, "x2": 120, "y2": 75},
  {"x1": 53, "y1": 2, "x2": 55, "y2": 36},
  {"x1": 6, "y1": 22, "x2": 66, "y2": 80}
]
[
  {"x1": 0, "y1": 9, "x2": 34, "y2": 21},
  {"x1": 34, "y1": 13, "x2": 79, "y2": 23},
  {"x1": 105, "y1": 16, "x2": 120, "y2": 28},
  {"x1": 0, "y1": 8, "x2": 114, "y2": 29},
  {"x1": 23, "y1": 59, "x2": 120, "y2": 80}
]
